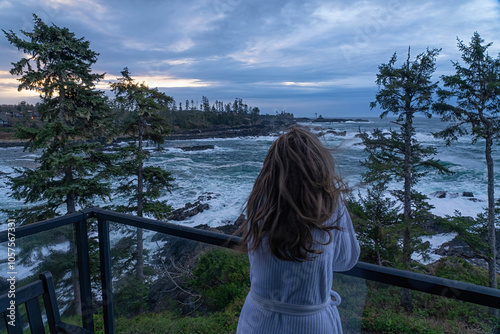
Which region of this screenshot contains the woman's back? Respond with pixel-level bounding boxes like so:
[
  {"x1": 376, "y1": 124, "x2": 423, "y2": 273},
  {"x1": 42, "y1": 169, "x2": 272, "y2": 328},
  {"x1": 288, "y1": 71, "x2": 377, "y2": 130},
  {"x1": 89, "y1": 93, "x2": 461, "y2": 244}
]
[
  {"x1": 238, "y1": 204, "x2": 360, "y2": 334},
  {"x1": 236, "y1": 126, "x2": 360, "y2": 333}
]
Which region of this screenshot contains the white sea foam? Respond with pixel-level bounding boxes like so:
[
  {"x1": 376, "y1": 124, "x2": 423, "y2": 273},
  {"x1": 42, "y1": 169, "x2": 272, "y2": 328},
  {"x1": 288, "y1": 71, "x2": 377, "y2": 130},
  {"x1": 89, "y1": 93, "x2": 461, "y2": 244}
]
[
  {"x1": 0, "y1": 117, "x2": 497, "y2": 233},
  {"x1": 411, "y1": 233, "x2": 457, "y2": 264}
]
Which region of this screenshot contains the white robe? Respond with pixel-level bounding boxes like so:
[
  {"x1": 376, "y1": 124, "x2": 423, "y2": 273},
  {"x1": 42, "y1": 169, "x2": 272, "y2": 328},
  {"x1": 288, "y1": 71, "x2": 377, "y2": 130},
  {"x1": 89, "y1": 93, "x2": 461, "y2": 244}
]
[{"x1": 237, "y1": 203, "x2": 360, "y2": 334}]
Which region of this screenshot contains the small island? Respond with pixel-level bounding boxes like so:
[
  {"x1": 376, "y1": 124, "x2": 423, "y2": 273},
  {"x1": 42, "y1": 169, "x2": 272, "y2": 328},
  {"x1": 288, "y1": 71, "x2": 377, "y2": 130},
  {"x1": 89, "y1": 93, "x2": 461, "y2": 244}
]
[{"x1": 294, "y1": 115, "x2": 369, "y2": 123}]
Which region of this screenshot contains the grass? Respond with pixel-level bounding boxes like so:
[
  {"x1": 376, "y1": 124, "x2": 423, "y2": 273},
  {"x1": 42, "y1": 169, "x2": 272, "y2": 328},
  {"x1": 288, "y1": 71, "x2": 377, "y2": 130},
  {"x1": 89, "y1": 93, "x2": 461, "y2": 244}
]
[{"x1": 58, "y1": 252, "x2": 499, "y2": 334}]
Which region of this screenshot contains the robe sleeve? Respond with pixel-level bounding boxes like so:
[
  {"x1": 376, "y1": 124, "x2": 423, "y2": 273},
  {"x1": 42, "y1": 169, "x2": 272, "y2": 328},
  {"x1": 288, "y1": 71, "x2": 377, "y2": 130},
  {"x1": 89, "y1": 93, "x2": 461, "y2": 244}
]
[{"x1": 329, "y1": 202, "x2": 360, "y2": 272}]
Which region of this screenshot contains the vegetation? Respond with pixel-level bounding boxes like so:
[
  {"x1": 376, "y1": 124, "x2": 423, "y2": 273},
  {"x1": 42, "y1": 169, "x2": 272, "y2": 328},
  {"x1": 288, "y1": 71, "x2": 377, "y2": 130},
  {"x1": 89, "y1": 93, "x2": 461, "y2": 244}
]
[
  {"x1": 1, "y1": 15, "x2": 499, "y2": 333},
  {"x1": 164, "y1": 96, "x2": 261, "y2": 129},
  {"x1": 433, "y1": 32, "x2": 500, "y2": 293},
  {"x1": 358, "y1": 47, "x2": 450, "y2": 311},
  {"x1": 109, "y1": 68, "x2": 174, "y2": 279},
  {"x1": 59, "y1": 251, "x2": 498, "y2": 334},
  {"x1": 2, "y1": 14, "x2": 114, "y2": 314},
  {"x1": 189, "y1": 248, "x2": 250, "y2": 312},
  {"x1": 347, "y1": 183, "x2": 400, "y2": 266}
]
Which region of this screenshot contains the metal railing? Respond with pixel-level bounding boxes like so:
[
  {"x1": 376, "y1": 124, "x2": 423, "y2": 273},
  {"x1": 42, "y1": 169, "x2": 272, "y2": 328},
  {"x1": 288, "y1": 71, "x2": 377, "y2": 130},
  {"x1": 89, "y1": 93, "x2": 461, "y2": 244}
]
[{"x1": 1, "y1": 207, "x2": 499, "y2": 334}]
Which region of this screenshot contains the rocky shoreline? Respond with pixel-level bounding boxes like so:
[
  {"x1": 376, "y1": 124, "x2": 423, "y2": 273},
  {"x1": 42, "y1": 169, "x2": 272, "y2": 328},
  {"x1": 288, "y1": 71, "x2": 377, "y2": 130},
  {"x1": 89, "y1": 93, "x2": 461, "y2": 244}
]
[
  {"x1": 0, "y1": 117, "x2": 372, "y2": 146},
  {"x1": 0, "y1": 140, "x2": 27, "y2": 148},
  {"x1": 165, "y1": 118, "x2": 295, "y2": 140},
  {"x1": 0, "y1": 118, "x2": 296, "y2": 148}
]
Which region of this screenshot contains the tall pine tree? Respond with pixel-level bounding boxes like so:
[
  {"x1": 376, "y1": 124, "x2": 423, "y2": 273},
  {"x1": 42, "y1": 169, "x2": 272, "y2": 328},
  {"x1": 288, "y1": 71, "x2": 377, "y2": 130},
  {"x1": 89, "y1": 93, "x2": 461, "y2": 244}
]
[
  {"x1": 2, "y1": 14, "x2": 113, "y2": 314},
  {"x1": 109, "y1": 68, "x2": 174, "y2": 314},
  {"x1": 433, "y1": 32, "x2": 499, "y2": 296},
  {"x1": 364, "y1": 47, "x2": 449, "y2": 311}
]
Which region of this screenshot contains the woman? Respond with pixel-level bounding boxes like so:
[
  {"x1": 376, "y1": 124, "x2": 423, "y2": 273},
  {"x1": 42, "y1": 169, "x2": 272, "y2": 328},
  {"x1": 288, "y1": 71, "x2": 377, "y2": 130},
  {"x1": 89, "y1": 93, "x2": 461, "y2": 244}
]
[{"x1": 236, "y1": 125, "x2": 360, "y2": 334}]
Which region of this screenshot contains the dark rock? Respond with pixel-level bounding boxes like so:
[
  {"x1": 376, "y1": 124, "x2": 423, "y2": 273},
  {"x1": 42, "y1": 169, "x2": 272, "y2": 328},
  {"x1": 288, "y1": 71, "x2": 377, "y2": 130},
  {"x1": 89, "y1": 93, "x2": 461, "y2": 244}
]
[
  {"x1": 430, "y1": 191, "x2": 477, "y2": 200},
  {"x1": 176, "y1": 145, "x2": 214, "y2": 151},
  {"x1": 419, "y1": 216, "x2": 448, "y2": 234},
  {"x1": 313, "y1": 126, "x2": 323, "y2": 131},
  {"x1": 326, "y1": 130, "x2": 347, "y2": 136},
  {"x1": 434, "y1": 230, "x2": 500, "y2": 264},
  {"x1": 0, "y1": 141, "x2": 26, "y2": 148},
  {"x1": 312, "y1": 118, "x2": 369, "y2": 123},
  {"x1": 435, "y1": 237, "x2": 477, "y2": 258},
  {"x1": 217, "y1": 214, "x2": 246, "y2": 235},
  {"x1": 197, "y1": 192, "x2": 218, "y2": 201},
  {"x1": 169, "y1": 202, "x2": 209, "y2": 221},
  {"x1": 167, "y1": 193, "x2": 219, "y2": 221},
  {"x1": 430, "y1": 191, "x2": 447, "y2": 198},
  {"x1": 316, "y1": 131, "x2": 325, "y2": 137}
]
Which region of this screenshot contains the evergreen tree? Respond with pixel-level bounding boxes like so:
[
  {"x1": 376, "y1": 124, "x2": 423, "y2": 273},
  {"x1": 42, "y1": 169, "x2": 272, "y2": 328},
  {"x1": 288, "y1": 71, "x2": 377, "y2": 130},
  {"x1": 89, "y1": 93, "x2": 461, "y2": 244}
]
[
  {"x1": 250, "y1": 107, "x2": 260, "y2": 124},
  {"x1": 202, "y1": 95, "x2": 210, "y2": 113},
  {"x1": 433, "y1": 32, "x2": 500, "y2": 293},
  {"x1": 364, "y1": 47, "x2": 449, "y2": 311},
  {"x1": 110, "y1": 68, "x2": 174, "y2": 290},
  {"x1": 441, "y1": 210, "x2": 492, "y2": 266},
  {"x1": 2, "y1": 14, "x2": 113, "y2": 314},
  {"x1": 348, "y1": 181, "x2": 400, "y2": 266}
]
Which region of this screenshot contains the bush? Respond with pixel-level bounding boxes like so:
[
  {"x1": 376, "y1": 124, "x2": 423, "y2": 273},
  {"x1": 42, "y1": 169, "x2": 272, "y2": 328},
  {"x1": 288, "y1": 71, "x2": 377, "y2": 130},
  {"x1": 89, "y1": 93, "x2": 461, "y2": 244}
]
[
  {"x1": 190, "y1": 248, "x2": 250, "y2": 312},
  {"x1": 431, "y1": 256, "x2": 500, "y2": 288}
]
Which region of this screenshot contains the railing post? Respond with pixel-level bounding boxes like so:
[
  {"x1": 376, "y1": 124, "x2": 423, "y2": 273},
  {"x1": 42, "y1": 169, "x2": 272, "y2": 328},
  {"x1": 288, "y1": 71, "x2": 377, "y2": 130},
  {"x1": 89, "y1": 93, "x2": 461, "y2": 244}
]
[
  {"x1": 98, "y1": 215, "x2": 115, "y2": 334},
  {"x1": 75, "y1": 213, "x2": 94, "y2": 331}
]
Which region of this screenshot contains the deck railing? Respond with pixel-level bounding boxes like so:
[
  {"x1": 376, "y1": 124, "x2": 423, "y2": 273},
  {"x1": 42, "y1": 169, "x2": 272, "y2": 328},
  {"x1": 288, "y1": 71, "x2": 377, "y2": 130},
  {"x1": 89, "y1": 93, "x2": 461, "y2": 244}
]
[{"x1": 1, "y1": 208, "x2": 499, "y2": 333}]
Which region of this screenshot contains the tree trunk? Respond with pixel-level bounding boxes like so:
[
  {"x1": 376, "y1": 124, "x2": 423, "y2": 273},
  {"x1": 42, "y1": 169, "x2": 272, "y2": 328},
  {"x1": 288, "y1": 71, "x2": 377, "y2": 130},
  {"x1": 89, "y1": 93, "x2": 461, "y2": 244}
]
[
  {"x1": 136, "y1": 226, "x2": 144, "y2": 281},
  {"x1": 484, "y1": 128, "x2": 498, "y2": 316},
  {"x1": 401, "y1": 110, "x2": 413, "y2": 312},
  {"x1": 135, "y1": 121, "x2": 145, "y2": 315},
  {"x1": 65, "y1": 169, "x2": 81, "y2": 315},
  {"x1": 136, "y1": 124, "x2": 144, "y2": 281},
  {"x1": 72, "y1": 265, "x2": 82, "y2": 315}
]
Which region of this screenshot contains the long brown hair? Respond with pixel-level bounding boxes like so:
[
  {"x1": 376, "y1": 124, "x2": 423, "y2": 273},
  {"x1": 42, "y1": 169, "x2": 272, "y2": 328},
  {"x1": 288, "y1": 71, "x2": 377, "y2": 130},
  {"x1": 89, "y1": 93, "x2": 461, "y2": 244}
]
[{"x1": 239, "y1": 125, "x2": 347, "y2": 261}]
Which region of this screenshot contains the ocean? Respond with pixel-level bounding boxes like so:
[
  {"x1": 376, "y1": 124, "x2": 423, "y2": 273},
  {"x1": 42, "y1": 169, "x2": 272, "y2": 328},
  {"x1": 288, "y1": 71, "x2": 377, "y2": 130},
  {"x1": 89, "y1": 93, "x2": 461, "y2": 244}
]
[
  {"x1": 0, "y1": 116, "x2": 498, "y2": 273},
  {"x1": 1, "y1": 116, "x2": 498, "y2": 226}
]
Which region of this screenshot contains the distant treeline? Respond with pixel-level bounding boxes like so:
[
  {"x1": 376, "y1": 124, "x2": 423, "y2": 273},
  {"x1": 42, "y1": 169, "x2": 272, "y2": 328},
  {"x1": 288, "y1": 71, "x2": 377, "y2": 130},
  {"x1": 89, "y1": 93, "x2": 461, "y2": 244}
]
[
  {"x1": 163, "y1": 96, "x2": 261, "y2": 129},
  {"x1": 1, "y1": 97, "x2": 295, "y2": 131},
  {"x1": 0, "y1": 101, "x2": 39, "y2": 119}
]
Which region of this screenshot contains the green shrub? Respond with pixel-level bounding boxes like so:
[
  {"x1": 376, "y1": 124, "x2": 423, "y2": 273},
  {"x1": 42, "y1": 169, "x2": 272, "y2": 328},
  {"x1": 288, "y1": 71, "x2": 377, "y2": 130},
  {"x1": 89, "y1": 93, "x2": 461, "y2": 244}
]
[
  {"x1": 113, "y1": 276, "x2": 149, "y2": 316},
  {"x1": 113, "y1": 310, "x2": 238, "y2": 333},
  {"x1": 363, "y1": 308, "x2": 443, "y2": 334},
  {"x1": 189, "y1": 248, "x2": 250, "y2": 311},
  {"x1": 432, "y1": 256, "x2": 500, "y2": 288}
]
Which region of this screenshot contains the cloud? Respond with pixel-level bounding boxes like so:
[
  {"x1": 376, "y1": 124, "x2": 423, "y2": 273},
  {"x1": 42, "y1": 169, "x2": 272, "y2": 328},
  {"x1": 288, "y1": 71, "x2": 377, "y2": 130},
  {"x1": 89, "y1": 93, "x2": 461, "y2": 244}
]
[
  {"x1": 282, "y1": 74, "x2": 374, "y2": 89},
  {"x1": 1, "y1": 0, "x2": 500, "y2": 116},
  {"x1": 105, "y1": 73, "x2": 214, "y2": 89},
  {"x1": 0, "y1": 70, "x2": 39, "y2": 103},
  {"x1": 0, "y1": 1, "x2": 12, "y2": 9}
]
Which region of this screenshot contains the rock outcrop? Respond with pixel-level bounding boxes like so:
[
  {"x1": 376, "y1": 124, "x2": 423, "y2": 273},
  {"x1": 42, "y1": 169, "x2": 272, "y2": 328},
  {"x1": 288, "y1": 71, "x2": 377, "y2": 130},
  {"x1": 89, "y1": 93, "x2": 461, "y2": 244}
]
[
  {"x1": 176, "y1": 145, "x2": 215, "y2": 151},
  {"x1": 166, "y1": 118, "x2": 295, "y2": 140},
  {"x1": 429, "y1": 190, "x2": 483, "y2": 202},
  {"x1": 168, "y1": 193, "x2": 219, "y2": 221},
  {"x1": 434, "y1": 231, "x2": 500, "y2": 272}
]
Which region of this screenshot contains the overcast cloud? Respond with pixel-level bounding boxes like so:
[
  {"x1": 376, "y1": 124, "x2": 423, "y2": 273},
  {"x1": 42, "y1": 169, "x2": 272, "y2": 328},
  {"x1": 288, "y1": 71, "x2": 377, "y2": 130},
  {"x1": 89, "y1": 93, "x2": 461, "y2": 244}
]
[{"x1": 1, "y1": 0, "x2": 499, "y2": 117}]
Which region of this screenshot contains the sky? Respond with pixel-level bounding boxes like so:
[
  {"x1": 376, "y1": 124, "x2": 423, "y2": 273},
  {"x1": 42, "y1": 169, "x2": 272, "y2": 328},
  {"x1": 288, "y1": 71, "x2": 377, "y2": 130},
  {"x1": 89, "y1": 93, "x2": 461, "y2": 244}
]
[{"x1": 0, "y1": 0, "x2": 500, "y2": 117}]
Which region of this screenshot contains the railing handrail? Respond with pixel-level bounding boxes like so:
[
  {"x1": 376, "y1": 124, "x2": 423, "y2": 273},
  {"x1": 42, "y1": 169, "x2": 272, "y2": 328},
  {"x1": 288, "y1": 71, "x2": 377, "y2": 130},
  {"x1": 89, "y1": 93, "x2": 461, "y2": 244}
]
[{"x1": 1, "y1": 208, "x2": 499, "y2": 334}]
